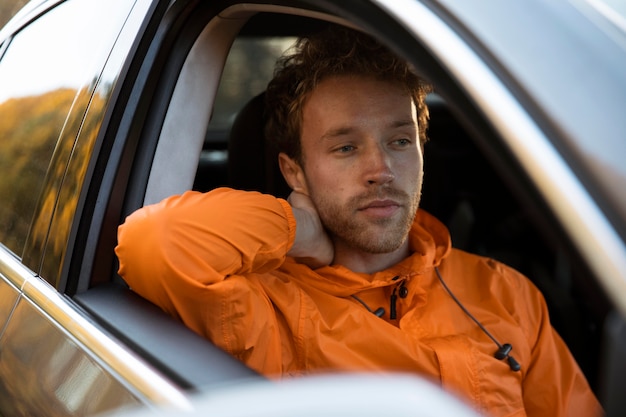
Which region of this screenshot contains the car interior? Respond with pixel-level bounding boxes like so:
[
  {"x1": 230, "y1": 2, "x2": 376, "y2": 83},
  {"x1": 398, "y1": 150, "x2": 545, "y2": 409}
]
[{"x1": 72, "y1": 1, "x2": 611, "y2": 400}]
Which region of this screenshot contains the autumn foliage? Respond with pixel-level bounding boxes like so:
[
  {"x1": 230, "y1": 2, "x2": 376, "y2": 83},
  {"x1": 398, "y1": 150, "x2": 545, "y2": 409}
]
[{"x1": 0, "y1": 88, "x2": 77, "y2": 255}]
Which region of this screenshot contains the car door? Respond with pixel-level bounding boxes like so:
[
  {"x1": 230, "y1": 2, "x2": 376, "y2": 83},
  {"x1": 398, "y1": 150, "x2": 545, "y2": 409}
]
[{"x1": 0, "y1": 0, "x2": 193, "y2": 415}]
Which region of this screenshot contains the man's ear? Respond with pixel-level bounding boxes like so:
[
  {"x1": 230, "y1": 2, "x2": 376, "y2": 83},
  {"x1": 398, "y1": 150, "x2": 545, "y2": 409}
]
[{"x1": 278, "y1": 152, "x2": 308, "y2": 194}]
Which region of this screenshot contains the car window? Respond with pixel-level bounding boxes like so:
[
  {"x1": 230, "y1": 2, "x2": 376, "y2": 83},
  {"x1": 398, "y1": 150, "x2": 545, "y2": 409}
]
[
  {"x1": 193, "y1": 36, "x2": 294, "y2": 193},
  {"x1": 0, "y1": 0, "x2": 135, "y2": 259},
  {"x1": 210, "y1": 36, "x2": 296, "y2": 129}
]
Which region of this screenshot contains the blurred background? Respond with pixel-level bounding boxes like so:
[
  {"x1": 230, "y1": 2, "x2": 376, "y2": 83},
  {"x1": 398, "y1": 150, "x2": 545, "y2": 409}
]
[{"x1": 1, "y1": 0, "x2": 29, "y2": 29}]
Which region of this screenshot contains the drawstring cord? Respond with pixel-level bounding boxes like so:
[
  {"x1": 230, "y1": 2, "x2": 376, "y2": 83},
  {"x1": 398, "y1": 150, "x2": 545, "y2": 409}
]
[
  {"x1": 351, "y1": 294, "x2": 385, "y2": 317},
  {"x1": 389, "y1": 277, "x2": 408, "y2": 320},
  {"x1": 349, "y1": 267, "x2": 520, "y2": 371},
  {"x1": 435, "y1": 266, "x2": 521, "y2": 371},
  {"x1": 350, "y1": 275, "x2": 406, "y2": 319}
]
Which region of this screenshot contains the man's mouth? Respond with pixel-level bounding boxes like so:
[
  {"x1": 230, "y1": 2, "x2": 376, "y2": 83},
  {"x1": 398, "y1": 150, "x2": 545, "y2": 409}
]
[{"x1": 358, "y1": 199, "x2": 402, "y2": 218}]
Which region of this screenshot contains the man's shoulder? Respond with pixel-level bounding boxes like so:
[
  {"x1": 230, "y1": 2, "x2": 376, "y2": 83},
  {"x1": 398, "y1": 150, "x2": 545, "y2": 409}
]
[{"x1": 445, "y1": 248, "x2": 532, "y2": 293}]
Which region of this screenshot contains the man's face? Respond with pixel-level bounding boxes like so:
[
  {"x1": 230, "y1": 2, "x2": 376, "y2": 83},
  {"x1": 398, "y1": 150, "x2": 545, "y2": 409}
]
[{"x1": 295, "y1": 75, "x2": 423, "y2": 254}]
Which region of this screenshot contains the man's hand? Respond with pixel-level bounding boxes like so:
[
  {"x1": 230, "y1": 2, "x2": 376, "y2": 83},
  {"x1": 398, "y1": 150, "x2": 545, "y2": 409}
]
[{"x1": 286, "y1": 191, "x2": 334, "y2": 269}]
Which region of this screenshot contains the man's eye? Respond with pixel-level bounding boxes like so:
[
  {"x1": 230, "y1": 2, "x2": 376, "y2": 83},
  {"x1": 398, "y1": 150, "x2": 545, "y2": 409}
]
[
  {"x1": 394, "y1": 138, "x2": 411, "y2": 146},
  {"x1": 337, "y1": 145, "x2": 355, "y2": 153}
]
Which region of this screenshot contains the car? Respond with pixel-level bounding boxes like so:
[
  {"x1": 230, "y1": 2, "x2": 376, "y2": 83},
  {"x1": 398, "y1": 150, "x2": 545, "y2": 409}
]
[
  {"x1": 0, "y1": 0, "x2": 624, "y2": 416},
  {"x1": 107, "y1": 374, "x2": 484, "y2": 417}
]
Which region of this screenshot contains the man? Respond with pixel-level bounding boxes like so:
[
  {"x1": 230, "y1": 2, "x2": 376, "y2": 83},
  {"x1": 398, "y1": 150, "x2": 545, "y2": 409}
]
[{"x1": 116, "y1": 26, "x2": 602, "y2": 416}]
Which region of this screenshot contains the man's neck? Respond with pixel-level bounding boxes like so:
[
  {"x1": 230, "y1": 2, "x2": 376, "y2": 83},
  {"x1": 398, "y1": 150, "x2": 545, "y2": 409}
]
[{"x1": 332, "y1": 239, "x2": 411, "y2": 275}]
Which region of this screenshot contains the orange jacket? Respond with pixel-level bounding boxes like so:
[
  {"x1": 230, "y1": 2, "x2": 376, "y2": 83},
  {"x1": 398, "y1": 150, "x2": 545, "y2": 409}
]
[{"x1": 116, "y1": 188, "x2": 601, "y2": 417}]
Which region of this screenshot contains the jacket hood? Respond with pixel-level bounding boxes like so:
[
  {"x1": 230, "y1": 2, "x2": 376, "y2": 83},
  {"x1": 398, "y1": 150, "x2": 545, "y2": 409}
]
[{"x1": 282, "y1": 209, "x2": 452, "y2": 297}]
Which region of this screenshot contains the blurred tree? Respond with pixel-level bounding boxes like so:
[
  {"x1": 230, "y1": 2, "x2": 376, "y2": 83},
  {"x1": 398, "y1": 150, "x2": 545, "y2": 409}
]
[
  {"x1": 0, "y1": 88, "x2": 76, "y2": 255},
  {"x1": 0, "y1": 0, "x2": 29, "y2": 29}
]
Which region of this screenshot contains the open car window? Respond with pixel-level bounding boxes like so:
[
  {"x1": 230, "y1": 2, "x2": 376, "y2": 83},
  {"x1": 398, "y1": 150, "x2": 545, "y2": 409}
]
[{"x1": 105, "y1": 3, "x2": 612, "y2": 397}]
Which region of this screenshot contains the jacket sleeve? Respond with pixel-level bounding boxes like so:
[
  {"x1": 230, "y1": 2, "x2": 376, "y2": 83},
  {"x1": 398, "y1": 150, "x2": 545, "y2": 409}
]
[
  {"x1": 115, "y1": 188, "x2": 296, "y2": 362},
  {"x1": 506, "y1": 265, "x2": 604, "y2": 417}
]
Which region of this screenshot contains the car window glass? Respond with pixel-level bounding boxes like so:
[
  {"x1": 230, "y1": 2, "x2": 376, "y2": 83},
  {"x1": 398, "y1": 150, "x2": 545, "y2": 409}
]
[
  {"x1": 210, "y1": 36, "x2": 296, "y2": 128},
  {"x1": 0, "y1": 0, "x2": 134, "y2": 257}
]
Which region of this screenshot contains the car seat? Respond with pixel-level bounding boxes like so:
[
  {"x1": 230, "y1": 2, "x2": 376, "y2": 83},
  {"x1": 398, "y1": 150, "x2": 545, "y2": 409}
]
[{"x1": 227, "y1": 92, "x2": 291, "y2": 198}]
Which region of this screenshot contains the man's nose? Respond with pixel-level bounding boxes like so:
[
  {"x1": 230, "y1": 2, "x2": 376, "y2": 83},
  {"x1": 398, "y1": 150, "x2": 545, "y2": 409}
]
[{"x1": 364, "y1": 146, "x2": 395, "y2": 185}]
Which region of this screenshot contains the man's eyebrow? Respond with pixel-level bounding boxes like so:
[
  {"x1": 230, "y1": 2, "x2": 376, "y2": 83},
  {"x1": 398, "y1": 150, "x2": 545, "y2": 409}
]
[
  {"x1": 321, "y1": 127, "x2": 355, "y2": 141},
  {"x1": 390, "y1": 119, "x2": 418, "y2": 129},
  {"x1": 321, "y1": 119, "x2": 417, "y2": 141}
]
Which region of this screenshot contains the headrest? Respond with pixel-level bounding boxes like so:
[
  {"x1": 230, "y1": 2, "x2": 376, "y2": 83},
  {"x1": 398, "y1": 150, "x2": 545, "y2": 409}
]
[{"x1": 228, "y1": 93, "x2": 291, "y2": 198}]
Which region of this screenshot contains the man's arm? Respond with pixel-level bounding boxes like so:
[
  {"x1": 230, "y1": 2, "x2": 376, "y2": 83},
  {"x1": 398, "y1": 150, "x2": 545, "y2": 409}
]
[
  {"x1": 115, "y1": 188, "x2": 296, "y2": 337},
  {"x1": 115, "y1": 188, "x2": 334, "y2": 365}
]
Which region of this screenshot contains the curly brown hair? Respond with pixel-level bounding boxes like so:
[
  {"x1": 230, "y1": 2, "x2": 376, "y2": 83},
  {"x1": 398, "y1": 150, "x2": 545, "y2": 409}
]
[{"x1": 264, "y1": 25, "x2": 432, "y2": 165}]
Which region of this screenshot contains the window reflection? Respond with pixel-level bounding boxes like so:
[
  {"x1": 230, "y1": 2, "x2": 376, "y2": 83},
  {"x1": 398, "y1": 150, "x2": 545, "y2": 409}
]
[
  {"x1": 0, "y1": 297, "x2": 141, "y2": 415},
  {"x1": 0, "y1": 0, "x2": 134, "y2": 258}
]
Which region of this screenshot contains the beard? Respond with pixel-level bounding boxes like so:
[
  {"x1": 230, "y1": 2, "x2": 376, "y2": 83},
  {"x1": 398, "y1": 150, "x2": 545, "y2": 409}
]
[{"x1": 308, "y1": 183, "x2": 421, "y2": 254}]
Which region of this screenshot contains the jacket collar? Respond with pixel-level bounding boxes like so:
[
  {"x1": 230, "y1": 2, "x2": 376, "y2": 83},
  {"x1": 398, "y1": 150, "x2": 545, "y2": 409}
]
[{"x1": 283, "y1": 209, "x2": 452, "y2": 296}]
